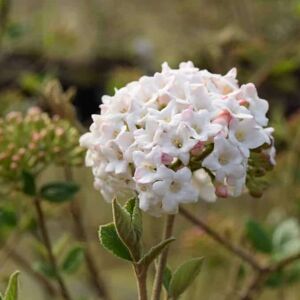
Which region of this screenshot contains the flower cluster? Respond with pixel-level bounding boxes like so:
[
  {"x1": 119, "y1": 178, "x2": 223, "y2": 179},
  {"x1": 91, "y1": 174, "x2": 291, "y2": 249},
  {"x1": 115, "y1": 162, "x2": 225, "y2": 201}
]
[
  {"x1": 80, "y1": 62, "x2": 275, "y2": 216},
  {"x1": 0, "y1": 107, "x2": 84, "y2": 190}
]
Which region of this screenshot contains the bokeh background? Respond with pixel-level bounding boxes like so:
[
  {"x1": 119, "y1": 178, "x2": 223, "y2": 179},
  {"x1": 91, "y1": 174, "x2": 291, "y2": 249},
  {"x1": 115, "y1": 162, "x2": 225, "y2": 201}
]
[{"x1": 1, "y1": 0, "x2": 300, "y2": 299}]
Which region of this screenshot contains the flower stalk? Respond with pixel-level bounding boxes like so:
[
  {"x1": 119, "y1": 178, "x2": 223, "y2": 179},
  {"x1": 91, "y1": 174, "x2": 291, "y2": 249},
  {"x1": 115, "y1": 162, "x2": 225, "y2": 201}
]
[{"x1": 151, "y1": 214, "x2": 175, "y2": 300}]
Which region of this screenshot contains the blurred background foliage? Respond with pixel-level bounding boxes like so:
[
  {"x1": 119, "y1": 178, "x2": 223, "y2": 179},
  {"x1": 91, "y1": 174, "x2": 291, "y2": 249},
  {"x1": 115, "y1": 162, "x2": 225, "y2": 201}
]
[{"x1": 1, "y1": 0, "x2": 300, "y2": 299}]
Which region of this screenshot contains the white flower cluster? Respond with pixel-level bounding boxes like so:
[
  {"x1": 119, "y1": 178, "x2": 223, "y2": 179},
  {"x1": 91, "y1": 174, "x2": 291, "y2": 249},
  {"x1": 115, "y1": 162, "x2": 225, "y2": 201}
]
[{"x1": 80, "y1": 62, "x2": 275, "y2": 216}]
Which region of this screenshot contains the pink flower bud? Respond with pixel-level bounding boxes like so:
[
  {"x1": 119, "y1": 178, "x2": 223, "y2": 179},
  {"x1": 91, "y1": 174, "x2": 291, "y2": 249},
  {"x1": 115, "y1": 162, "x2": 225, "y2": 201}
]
[
  {"x1": 238, "y1": 99, "x2": 249, "y2": 107},
  {"x1": 28, "y1": 107, "x2": 42, "y2": 116},
  {"x1": 190, "y1": 141, "x2": 205, "y2": 156},
  {"x1": 158, "y1": 93, "x2": 170, "y2": 107},
  {"x1": 215, "y1": 184, "x2": 228, "y2": 198},
  {"x1": 161, "y1": 153, "x2": 173, "y2": 165}
]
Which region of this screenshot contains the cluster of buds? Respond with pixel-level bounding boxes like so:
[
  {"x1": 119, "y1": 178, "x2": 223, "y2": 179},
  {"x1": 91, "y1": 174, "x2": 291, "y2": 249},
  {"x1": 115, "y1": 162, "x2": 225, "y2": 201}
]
[
  {"x1": 0, "y1": 107, "x2": 84, "y2": 190},
  {"x1": 80, "y1": 62, "x2": 275, "y2": 216}
]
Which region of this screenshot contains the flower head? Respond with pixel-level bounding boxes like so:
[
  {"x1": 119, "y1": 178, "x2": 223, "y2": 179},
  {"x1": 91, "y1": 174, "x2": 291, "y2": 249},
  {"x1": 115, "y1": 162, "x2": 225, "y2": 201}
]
[{"x1": 80, "y1": 62, "x2": 275, "y2": 216}]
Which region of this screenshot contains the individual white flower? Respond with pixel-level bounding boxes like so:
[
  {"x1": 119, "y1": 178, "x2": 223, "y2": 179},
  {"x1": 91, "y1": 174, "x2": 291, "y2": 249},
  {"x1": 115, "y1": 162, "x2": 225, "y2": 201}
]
[
  {"x1": 180, "y1": 108, "x2": 222, "y2": 141},
  {"x1": 151, "y1": 166, "x2": 198, "y2": 214},
  {"x1": 229, "y1": 118, "x2": 270, "y2": 157},
  {"x1": 239, "y1": 83, "x2": 269, "y2": 126},
  {"x1": 192, "y1": 169, "x2": 216, "y2": 202},
  {"x1": 155, "y1": 122, "x2": 196, "y2": 165},
  {"x1": 202, "y1": 136, "x2": 245, "y2": 181}
]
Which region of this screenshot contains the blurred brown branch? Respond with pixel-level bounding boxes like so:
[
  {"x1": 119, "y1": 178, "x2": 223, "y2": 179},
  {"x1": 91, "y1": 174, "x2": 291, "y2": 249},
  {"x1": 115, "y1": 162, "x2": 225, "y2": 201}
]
[
  {"x1": 180, "y1": 206, "x2": 300, "y2": 300},
  {"x1": 64, "y1": 166, "x2": 110, "y2": 300}
]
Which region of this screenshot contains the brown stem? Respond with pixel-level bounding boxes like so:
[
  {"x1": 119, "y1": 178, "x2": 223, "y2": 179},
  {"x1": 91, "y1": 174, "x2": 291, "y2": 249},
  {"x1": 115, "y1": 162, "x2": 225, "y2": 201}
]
[
  {"x1": 33, "y1": 197, "x2": 72, "y2": 300},
  {"x1": 64, "y1": 166, "x2": 110, "y2": 300},
  {"x1": 239, "y1": 269, "x2": 269, "y2": 300},
  {"x1": 151, "y1": 214, "x2": 175, "y2": 300},
  {"x1": 6, "y1": 246, "x2": 57, "y2": 297},
  {"x1": 135, "y1": 265, "x2": 148, "y2": 300},
  {"x1": 179, "y1": 207, "x2": 262, "y2": 271}
]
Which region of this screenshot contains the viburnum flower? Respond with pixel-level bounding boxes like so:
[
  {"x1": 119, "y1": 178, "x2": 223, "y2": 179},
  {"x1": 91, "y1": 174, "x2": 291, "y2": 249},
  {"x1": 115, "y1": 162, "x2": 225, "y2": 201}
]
[{"x1": 80, "y1": 62, "x2": 275, "y2": 216}]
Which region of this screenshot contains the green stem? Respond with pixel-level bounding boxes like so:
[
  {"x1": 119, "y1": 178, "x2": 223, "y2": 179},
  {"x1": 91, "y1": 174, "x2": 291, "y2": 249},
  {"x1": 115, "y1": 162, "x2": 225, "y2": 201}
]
[
  {"x1": 33, "y1": 197, "x2": 72, "y2": 300},
  {"x1": 151, "y1": 214, "x2": 175, "y2": 300}
]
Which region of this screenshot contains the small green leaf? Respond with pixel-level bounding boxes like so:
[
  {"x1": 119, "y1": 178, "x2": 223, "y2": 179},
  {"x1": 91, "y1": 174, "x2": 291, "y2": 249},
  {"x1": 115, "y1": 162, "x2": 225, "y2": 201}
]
[
  {"x1": 0, "y1": 208, "x2": 17, "y2": 228},
  {"x1": 169, "y1": 258, "x2": 203, "y2": 299},
  {"x1": 112, "y1": 199, "x2": 141, "y2": 261},
  {"x1": 21, "y1": 171, "x2": 36, "y2": 196},
  {"x1": 138, "y1": 237, "x2": 175, "y2": 267},
  {"x1": 99, "y1": 223, "x2": 132, "y2": 261},
  {"x1": 124, "y1": 197, "x2": 143, "y2": 241},
  {"x1": 4, "y1": 271, "x2": 20, "y2": 300},
  {"x1": 40, "y1": 182, "x2": 79, "y2": 203},
  {"x1": 245, "y1": 220, "x2": 273, "y2": 253},
  {"x1": 61, "y1": 246, "x2": 85, "y2": 274},
  {"x1": 163, "y1": 266, "x2": 172, "y2": 292},
  {"x1": 33, "y1": 261, "x2": 56, "y2": 278}
]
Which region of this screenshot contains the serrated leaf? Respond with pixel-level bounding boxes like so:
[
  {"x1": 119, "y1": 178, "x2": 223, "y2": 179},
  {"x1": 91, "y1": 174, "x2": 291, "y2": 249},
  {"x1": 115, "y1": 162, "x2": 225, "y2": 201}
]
[
  {"x1": 245, "y1": 220, "x2": 273, "y2": 254},
  {"x1": 61, "y1": 246, "x2": 84, "y2": 274},
  {"x1": 99, "y1": 223, "x2": 132, "y2": 261},
  {"x1": 163, "y1": 266, "x2": 172, "y2": 292},
  {"x1": 40, "y1": 182, "x2": 79, "y2": 203},
  {"x1": 112, "y1": 199, "x2": 141, "y2": 261},
  {"x1": 4, "y1": 271, "x2": 20, "y2": 300},
  {"x1": 169, "y1": 258, "x2": 203, "y2": 299},
  {"x1": 138, "y1": 237, "x2": 175, "y2": 267},
  {"x1": 21, "y1": 171, "x2": 36, "y2": 196}
]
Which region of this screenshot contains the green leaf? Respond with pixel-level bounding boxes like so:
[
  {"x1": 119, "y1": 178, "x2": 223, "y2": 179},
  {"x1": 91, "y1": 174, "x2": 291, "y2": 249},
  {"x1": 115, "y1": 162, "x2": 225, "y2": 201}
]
[
  {"x1": 99, "y1": 223, "x2": 132, "y2": 261},
  {"x1": 138, "y1": 237, "x2": 175, "y2": 267},
  {"x1": 112, "y1": 199, "x2": 141, "y2": 261},
  {"x1": 61, "y1": 246, "x2": 85, "y2": 274},
  {"x1": 21, "y1": 171, "x2": 36, "y2": 196},
  {"x1": 169, "y1": 258, "x2": 203, "y2": 299},
  {"x1": 163, "y1": 266, "x2": 172, "y2": 292},
  {"x1": 33, "y1": 261, "x2": 56, "y2": 278},
  {"x1": 40, "y1": 182, "x2": 79, "y2": 203},
  {"x1": 4, "y1": 271, "x2": 20, "y2": 300},
  {"x1": 245, "y1": 220, "x2": 273, "y2": 254},
  {"x1": 124, "y1": 197, "x2": 143, "y2": 241},
  {"x1": 0, "y1": 292, "x2": 3, "y2": 300},
  {"x1": 0, "y1": 208, "x2": 17, "y2": 228}
]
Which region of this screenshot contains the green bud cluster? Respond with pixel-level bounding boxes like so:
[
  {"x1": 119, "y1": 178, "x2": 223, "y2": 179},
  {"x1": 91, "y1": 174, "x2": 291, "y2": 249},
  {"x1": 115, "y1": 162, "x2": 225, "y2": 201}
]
[{"x1": 0, "y1": 107, "x2": 84, "y2": 190}]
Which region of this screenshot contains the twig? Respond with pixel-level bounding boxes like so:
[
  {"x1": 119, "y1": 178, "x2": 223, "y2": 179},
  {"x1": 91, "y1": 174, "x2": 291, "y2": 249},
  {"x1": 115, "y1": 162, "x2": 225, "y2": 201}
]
[
  {"x1": 151, "y1": 214, "x2": 175, "y2": 300},
  {"x1": 64, "y1": 166, "x2": 110, "y2": 300},
  {"x1": 33, "y1": 196, "x2": 72, "y2": 300},
  {"x1": 179, "y1": 207, "x2": 263, "y2": 271}
]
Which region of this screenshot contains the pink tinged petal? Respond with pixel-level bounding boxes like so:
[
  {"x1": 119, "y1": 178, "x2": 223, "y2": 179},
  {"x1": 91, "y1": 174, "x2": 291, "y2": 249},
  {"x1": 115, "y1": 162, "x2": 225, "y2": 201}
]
[{"x1": 134, "y1": 167, "x2": 157, "y2": 184}]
